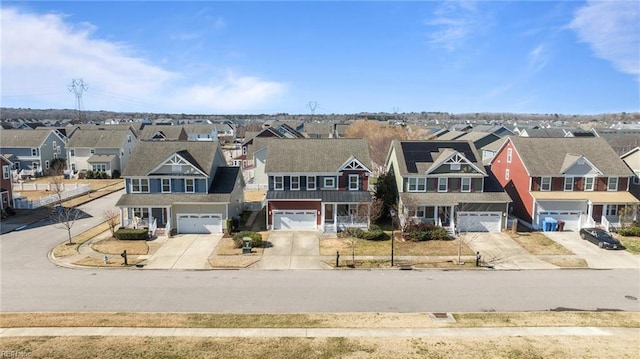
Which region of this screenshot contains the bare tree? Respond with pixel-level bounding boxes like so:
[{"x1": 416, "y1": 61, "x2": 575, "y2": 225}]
[
  {"x1": 48, "y1": 159, "x2": 81, "y2": 245},
  {"x1": 103, "y1": 209, "x2": 120, "y2": 237},
  {"x1": 397, "y1": 195, "x2": 419, "y2": 234},
  {"x1": 358, "y1": 198, "x2": 384, "y2": 226},
  {"x1": 344, "y1": 120, "x2": 409, "y2": 174}
]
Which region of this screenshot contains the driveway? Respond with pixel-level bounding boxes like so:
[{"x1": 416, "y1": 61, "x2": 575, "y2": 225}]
[
  {"x1": 251, "y1": 231, "x2": 329, "y2": 270},
  {"x1": 144, "y1": 234, "x2": 222, "y2": 270},
  {"x1": 544, "y1": 232, "x2": 640, "y2": 269},
  {"x1": 466, "y1": 232, "x2": 557, "y2": 270}
]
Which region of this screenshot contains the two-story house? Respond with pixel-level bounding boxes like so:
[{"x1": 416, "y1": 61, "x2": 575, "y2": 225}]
[
  {"x1": 1, "y1": 155, "x2": 14, "y2": 213},
  {"x1": 264, "y1": 138, "x2": 372, "y2": 232},
  {"x1": 621, "y1": 147, "x2": 640, "y2": 201},
  {"x1": 0, "y1": 129, "x2": 67, "y2": 177},
  {"x1": 182, "y1": 124, "x2": 218, "y2": 141},
  {"x1": 490, "y1": 137, "x2": 639, "y2": 231},
  {"x1": 386, "y1": 140, "x2": 511, "y2": 233},
  {"x1": 115, "y1": 141, "x2": 244, "y2": 235},
  {"x1": 66, "y1": 128, "x2": 138, "y2": 177},
  {"x1": 139, "y1": 125, "x2": 189, "y2": 141}
]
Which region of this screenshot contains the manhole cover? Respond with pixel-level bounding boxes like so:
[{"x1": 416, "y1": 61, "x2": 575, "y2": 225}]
[
  {"x1": 625, "y1": 295, "x2": 637, "y2": 301},
  {"x1": 429, "y1": 312, "x2": 456, "y2": 322}
]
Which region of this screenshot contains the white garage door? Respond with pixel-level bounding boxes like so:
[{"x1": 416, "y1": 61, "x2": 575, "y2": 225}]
[
  {"x1": 457, "y1": 212, "x2": 502, "y2": 232},
  {"x1": 538, "y1": 211, "x2": 581, "y2": 231},
  {"x1": 274, "y1": 211, "x2": 317, "y2": 230},
  {"x1": 177, "y1": 213, "x2": 222, "y2": 234}
]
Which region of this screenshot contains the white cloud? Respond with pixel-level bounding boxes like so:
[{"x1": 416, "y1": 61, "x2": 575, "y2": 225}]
[
  {"x1": 425, "y1": 1, "x2": 490, "y2": 51},
  {"x1": 568, "y1": 0, "x2": 640, "y2": 78},
  {"x1": 527, "y1": 44, "x2": 549, "y2": 74},
  {"x1": 0, "y1": 7, "x2": 286, "y2": 113}
]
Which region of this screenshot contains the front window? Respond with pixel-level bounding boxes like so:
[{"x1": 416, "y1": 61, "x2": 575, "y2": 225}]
[
  {"x1": 131, "y1": 178, "x2": 149, "y2": 193},
  {"x1": 408, "y1": 177, "x2": 426, "y2": 192},
  {"x1": 461, "y1": 177, "x2": 471, "y2": 192},
  {"x1": 2, "y1": 165, "x2": 9, "y2": 179},
  {"x1": 31, "y1": 148, "x2": 38, "y2": 156},
  {"x1": 290, "y1": 176, "x2": 300, "y2": 190},
  {"x1": 307, "y1": 176, "x2": 316, "y2": 190},
  {"x1": 162, "y1": 178, "x2": 171, "y2": 193},
  {"x1": 92, "y1": 164, "x2": 106, "y2": 172},
  {"x1": 133, "y1": 207, "x2": 149, "y2": 219},
  {"x1": 584, "y1": 177, "x2": 595, "y2": 191},
  {"x1": 564, "y1": 177, "x2": 574, "y2": 191},
  {"x1": 324, "y1": 177, "x2": 336, "y2": 188},
  {"x1": 185, "y1": 178, "x2": 195, "y2": 193},
  {"x1": 541, "y1": 177, "x2": 551, "y2": 191},
  {"x1": 607, "y1": 177, "x2": 618, "y2": 191},
  {"x1": 70, "y1": 149, "x2": 75, "y2": 157},
  {"x1": 349, "y1": 174, "x2": 359, "y2": 190},
  {"x1": 274, "y1": 176, "x2": 283, "y2": 190},
  {"x1": 437, "y1": 177, "x2": 448, "y2": 192},
  {"x1": 415, "y1": 206, "x2": 426, "y2": 217},
  {"x1": 605, "y1": 205, "x2": 618, "y2": 216}
]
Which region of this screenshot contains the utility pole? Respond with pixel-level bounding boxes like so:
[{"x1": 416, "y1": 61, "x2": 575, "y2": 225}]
[{"x1": 68, "y1": 79, "x2": 88, "y2": 122}]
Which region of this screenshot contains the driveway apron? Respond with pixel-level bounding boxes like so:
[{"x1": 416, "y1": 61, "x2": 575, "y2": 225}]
[
  {"x1": 253, "y1": 231, "x2": 328, "y2": 270},
  {"x1": 145, "y1": 234, "x2": 221, "y2": 270},
  {"x1": 466, "y1": 232, "x2": 557, "y2": 270},
  {"x1": 544, "y1": 232, "x2": 640, "y2": 269}
]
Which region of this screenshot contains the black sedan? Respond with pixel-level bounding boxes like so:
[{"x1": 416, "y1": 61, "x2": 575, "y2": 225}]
[{"x1": 579, "y1": 228, "x2": 622, "y2": 249}]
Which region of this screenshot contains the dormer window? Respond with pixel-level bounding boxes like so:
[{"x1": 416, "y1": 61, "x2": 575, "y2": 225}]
[{"x1": 348, "y1": 174, "x2": 359, "y2": 190}]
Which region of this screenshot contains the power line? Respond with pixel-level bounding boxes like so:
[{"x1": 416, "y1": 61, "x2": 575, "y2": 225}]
[{"x1": 68, "y1": 79, "x2": 88, "y2": 121}]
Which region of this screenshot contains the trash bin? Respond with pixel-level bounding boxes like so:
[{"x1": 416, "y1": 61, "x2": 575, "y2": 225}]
[
  {"x1": 557, "y1": 220, "x2": 565, "y2": 231},
  {"x1": 242, "y1": 237, "x2": 252, "y2": 254},
  {"x1": 543, "y1": 217, "x2": 557, "y2": 232}
]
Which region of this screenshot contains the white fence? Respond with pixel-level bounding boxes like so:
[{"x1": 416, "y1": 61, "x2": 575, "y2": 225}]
[
  {"x1": 12, "y1": 182, "x2": 87, "y2": 192},
  {"x1": 13, "y1": 184, "x2": 91, "y2": 209},
  {"x1": 245, "y1": 184, "x2": 268, "y2": 191}
]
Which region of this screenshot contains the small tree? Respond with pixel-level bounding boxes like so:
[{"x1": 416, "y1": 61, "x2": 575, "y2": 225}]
[
  {"x1": 103, "y1": 209, "x2": 120, "y2": 237},
  {"x1": 357, "y1": 198, "x2": 384, "y2": 226},
  {"x1": 48, "y1": 159, "x2": 81, "y2": 245},
  {"x1": 374, "y1": 171, "x2": 398, "y2": 220}
]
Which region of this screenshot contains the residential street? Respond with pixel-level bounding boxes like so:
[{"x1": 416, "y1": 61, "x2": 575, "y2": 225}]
[{"x1": 1, "y1": 190, "x2": 639, "y2": 313}]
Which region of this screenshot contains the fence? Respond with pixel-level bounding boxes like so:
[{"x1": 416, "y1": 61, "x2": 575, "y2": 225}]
[
  {"x1": 13, "y1": 184, "x2": 91, "y2": 209},
  {"x1": 12, "y1": 182, "x2": 87, "y2": 192},
  {"x1": 245, "y1": 184, "x2": 268, "y2": 191}
]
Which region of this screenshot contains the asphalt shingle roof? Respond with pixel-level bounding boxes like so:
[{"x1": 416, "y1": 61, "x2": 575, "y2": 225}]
[
  {"x1": 391, "y1": 140, "x2": 482, "y2": 176},
  {"x1": 67, "y1": 129, "x2": 131, "y2": 148},
  {"x1": 122, "y1": 141, "x2": 219, "y2": 177},
  {"x1": 264, "y1": 138, "x2": 372, "y2": 173},
  {"x1": 509, "y1": 136, "x2": 633, "y2": 176},
  {"x1": 0, "y1": 129, "x2": 53, "y2": 147}
]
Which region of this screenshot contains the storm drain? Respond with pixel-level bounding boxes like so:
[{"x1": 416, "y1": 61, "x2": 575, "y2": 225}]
[{"x1": 429, "y1": 312, "x2": 456, "y2": 322}]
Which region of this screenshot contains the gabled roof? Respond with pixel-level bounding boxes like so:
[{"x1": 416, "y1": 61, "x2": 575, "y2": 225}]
[
  {"x1": 264, "y1": 138, "x2": 371, "y2": 173},
  {"x1": 209, "y1": 167, "x2": 242, "y2": 194},
  {"x1": 506, "y1": 137, "x2": 633, "y2": 176},
  {"x1": 390, "y1": 140, "x2": 483, "y2": 176},
  {"x1": 139, "y1": 125, "x2": 187, "y2": 141},
  {"x1": 0, "y1": 129, "x2": 58, "y2": 147},
  {"x1": 435, "y1": 130, "x2": 466, "y2": 140},
  {"x1": 304, "y1": 122, "x2": 334, "y2": 137},
  {"x1": 559, "y1": 154, "x2": 602, "y2": 175},
  {"x1": 122, "y1": 141, "x2": 220, "y2": 177},
  {"x1": 67, "y1": 128, "x2": 133, "y2": 148},
  {"x1": 182, "y1": 124, "x2": 217, "y2": 134}
]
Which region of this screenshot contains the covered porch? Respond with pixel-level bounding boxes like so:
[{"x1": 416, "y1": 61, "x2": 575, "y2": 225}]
[{"x1": 323, "y1": 203, "x2": 370, "y2": 233}]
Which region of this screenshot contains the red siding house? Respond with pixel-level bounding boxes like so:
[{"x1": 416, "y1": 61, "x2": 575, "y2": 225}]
[
  {"x1": 490, "y1": 137, "x2": 639, "y2": 231},
  {"x1": 1, "y1": 155, "x2": 14, "y2": 214}
]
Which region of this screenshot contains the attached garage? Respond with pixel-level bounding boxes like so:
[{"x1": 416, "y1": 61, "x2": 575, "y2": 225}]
[
  {"x1": 457, "y1": 212, "x2": 502, "y2": 232},
  {"x1": 273, "y1": 210, "x2": 317, "y2": 230},
  {"x1": 177, "y1": 213, "x2": 222, "y2": 234},
  {"x1": 538, "y1": 211, "x2": 581, "y2": 231}
]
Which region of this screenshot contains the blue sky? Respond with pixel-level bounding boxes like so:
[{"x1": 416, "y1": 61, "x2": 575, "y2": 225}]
[{"x1": 1, "y1": 1, "x2": 639, "y2": 115}]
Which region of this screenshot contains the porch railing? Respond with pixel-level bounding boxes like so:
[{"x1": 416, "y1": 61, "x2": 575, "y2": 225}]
[
  {"x1": 585, "y1": 216, "x2": 596, "y2": 228},
  {"x1": 336, "y1": 215, "x2": 368, "y2": 231},
  {"x1": 600, "y1": 216, "x2": 611, "y2": 232}
]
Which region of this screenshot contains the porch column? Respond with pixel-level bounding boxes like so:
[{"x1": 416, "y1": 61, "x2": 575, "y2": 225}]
[
  {"x1": 120, "y1": 207, "x2": 125, "y2": 228},
  {"x1": 166, "y1": 206, "x2": 172, "y2": 231},
  {"x1": 633, "y1": 205, "x2": 638, "y2": 222},
  {"x1": 147, "y1": 206, "x2": 153, "y2": 226},
  {"x1": 333, "y1": 203, "x2": 337, "y2": 224},
  {"x1": 450, "y1": 205, "x2": 455, "y2": 229}
]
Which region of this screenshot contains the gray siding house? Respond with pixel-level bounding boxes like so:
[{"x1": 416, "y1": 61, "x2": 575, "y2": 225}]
[{"x1": 0, "y1": 129, "x2": 67, "y2": 177}]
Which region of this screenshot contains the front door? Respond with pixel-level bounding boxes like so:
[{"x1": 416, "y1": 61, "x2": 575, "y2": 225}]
[
  {"x1": 592, "y1": 205, "x2": 603, "y2": 223},
  {"x1": 438, "y1": 206, "x2": 451, "y2": 226},
  {"x1": 324, "y1": 204, "x2": 334, "y2": 224}
]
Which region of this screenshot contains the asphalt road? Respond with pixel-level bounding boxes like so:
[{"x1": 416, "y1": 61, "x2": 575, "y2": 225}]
[{"x1": 1, "y1": 190, "x2": 639, "y2": 313}]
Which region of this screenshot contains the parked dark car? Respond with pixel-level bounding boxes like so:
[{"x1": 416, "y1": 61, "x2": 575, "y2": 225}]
[{"x1": 579, "y1": 228, "x2": 622, "y2": 249}]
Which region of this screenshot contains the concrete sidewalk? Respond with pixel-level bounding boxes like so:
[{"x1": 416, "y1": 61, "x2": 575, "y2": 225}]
[{"x1": 1, "y1": 326, "x2": 636, "y2": 338}]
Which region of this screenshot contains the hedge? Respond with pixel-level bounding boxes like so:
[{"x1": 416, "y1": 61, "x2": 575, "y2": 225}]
[
  {"x1": 115, "y1": 228, "x2": 149, "y2": 240},
  {"x1": 403, "y1": 222, "x2": 449, "y2": 241},
  {"x1": 232, "y1": 231, "x2": 263, "y2": 248},
  {"x1": 618, "y1": 226, "x2": 640, "y2": 237},
  {"x1": 343, "y1": 226, "x2": 388, "y2": 241}
]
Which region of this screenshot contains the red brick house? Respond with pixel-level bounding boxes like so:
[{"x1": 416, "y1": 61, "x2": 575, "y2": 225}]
[{"x1": 490, "y1": 137, "x2": 639, "y2": 231}]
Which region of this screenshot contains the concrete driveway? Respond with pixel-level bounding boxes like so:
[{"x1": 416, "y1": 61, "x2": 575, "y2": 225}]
[
  {"x1": 251, "y1": 231, "x2": 329, "y2": 270},
  {"x1": 544, "y1": 232, "x2": 640, "y2": 269},
  {"x1": 465, "y1": 232, "x2": 557, "y2": 270},
  {"x1": 144, "y1": 234, "x2": 222, "y2": 270}
]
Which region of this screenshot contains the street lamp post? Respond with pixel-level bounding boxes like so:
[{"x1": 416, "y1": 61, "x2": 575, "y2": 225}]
[{"x1": 390, "y1": 209, "x2": 396, "y2": 267}]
